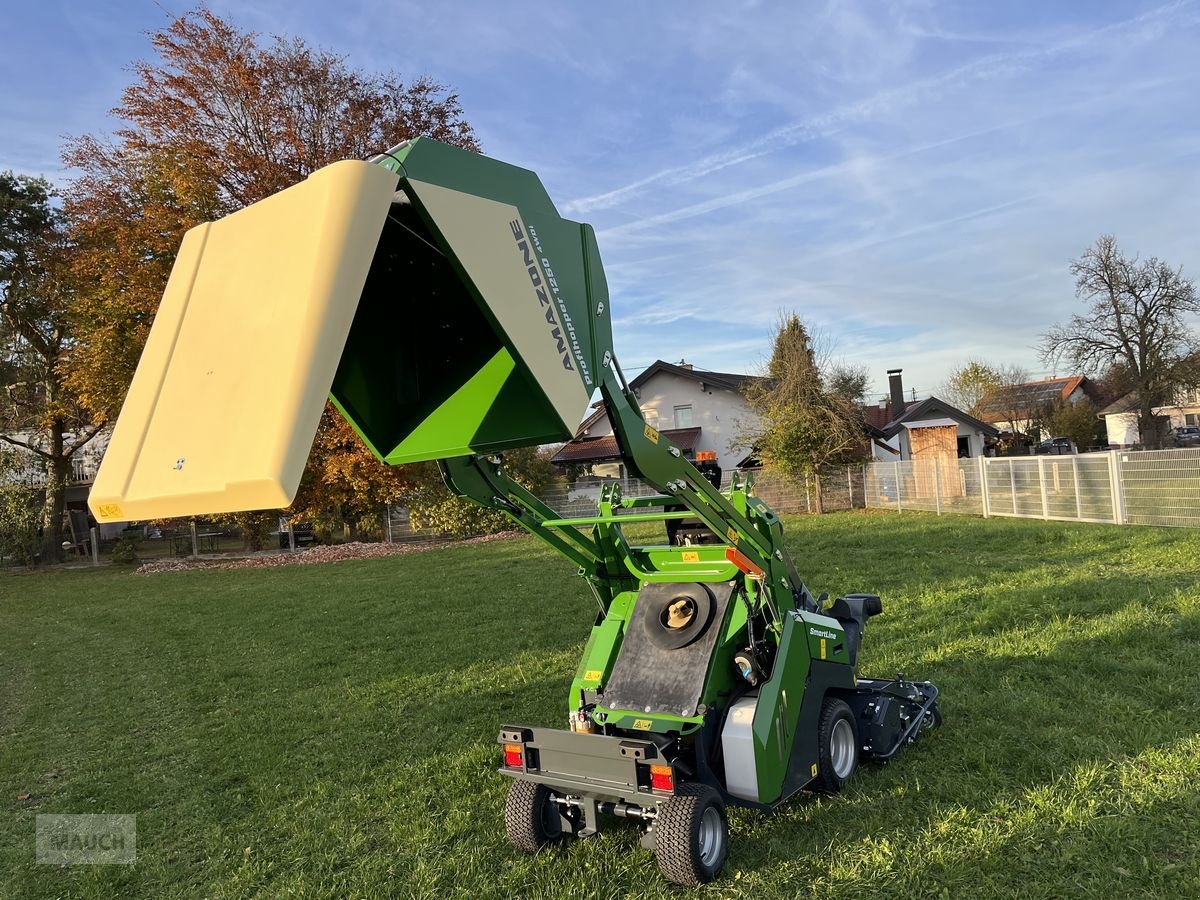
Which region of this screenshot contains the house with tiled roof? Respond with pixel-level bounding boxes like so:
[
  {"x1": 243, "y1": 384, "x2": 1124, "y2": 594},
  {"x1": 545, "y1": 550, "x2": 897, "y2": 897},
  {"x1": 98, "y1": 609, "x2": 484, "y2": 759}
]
[
  {"x1": 550, "y1": 359, "x2": 758, "y2": 477},
  {"x1": 975, "y1": 375, "x2": 1093, "y2": 435},
  {"x1": 868, "y1": 369, "x2": 998, "y2": 462}
]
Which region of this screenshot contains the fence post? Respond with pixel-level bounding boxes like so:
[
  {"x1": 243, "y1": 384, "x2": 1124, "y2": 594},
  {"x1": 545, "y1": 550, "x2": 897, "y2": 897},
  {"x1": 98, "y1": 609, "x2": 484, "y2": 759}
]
[
  {"x1": 1107, "y1": 450, "x2": 1126, "y2": 524},
  {"x1": 804, "y1": 475, "x2": 811, "y2": 513},
  {"x1": 287, "y1": 521, "x2": 296, "y2": 552},
  {"x1": 1009, "y1": 460, "x2": 1017, "y2": 515},
  {"x1": 385, "y1": 504, "x2": 394, "y2": 544},
  {"x1": 862, "y1": 464, "x2": 868, "y2": 508},
  {"x1": 1071, "y1": 457, "x2": 1082, "y2": 520},
  {"x1": 934, "y1": 461, "x2": 942, "y2": 515},
  {"x1": 1037, "y1": 457, "x2": 1049, "y2": 519},
  {"x1": 979, "y1": 456, "x2": 990, "y2": 518},
  {"x1": 90, "y1": 526, "x2": 100, "y2": 566},
  {"x1": 894, "y1": 461, "x2": 902, "y2": 513},
  {"x1": 190, "y1": 519, "x2": 199, "y2": 559},
  {"x1": 847, "y1": 468, "x2": 854, "y2": 508}
]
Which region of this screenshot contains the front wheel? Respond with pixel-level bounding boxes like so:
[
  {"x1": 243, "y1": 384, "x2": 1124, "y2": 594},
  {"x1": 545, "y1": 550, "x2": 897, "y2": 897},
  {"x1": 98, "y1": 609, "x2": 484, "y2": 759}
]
[
  {"x1": 653, "y1": 783, "x2": 729, "y2": 886},
  {"x1": 504, "y1": 780, "x2": 563, "y2": 853},
  {"x1": 810, "y1": 697, "x2": 859, "y2": 794}
]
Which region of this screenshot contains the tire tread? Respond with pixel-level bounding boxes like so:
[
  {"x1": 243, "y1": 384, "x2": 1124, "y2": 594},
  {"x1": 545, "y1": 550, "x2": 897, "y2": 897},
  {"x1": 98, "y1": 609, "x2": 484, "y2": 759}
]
[
  {"x1": 504, "y1": 780, "x2": 559, "y2": 854},
  {"x1": 653, "y1": 782, "x2": 727, "y2": 886},
  {"x1": 811, "y1": 697, "x2": 858, "y2": 795}
]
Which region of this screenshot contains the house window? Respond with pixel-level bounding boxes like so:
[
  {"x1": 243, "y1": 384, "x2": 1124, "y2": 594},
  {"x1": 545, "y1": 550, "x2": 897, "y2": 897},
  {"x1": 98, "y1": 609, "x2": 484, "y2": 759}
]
[
  {"x1": 1187, "y1": 413, "x2": 1199, "y2": 426},
  {"x1": 641, "y1": 407, "x2": 658, "y2": 427},
  {"x1": 673, "y1": 405, "x2": 694, "y2": 429}
]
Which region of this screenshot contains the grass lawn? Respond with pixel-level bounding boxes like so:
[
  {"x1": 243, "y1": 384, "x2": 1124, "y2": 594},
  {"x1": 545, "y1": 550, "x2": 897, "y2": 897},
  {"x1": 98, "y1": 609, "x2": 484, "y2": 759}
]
[{"x1": 2, "y1": 510, "x2": 1199, "y2": 898}]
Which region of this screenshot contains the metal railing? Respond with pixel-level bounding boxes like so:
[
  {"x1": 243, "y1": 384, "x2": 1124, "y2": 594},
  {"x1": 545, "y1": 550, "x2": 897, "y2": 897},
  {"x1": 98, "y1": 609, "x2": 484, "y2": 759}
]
[{"x1": 863, "y1": 448, "x2": 1200, "y2": 528}]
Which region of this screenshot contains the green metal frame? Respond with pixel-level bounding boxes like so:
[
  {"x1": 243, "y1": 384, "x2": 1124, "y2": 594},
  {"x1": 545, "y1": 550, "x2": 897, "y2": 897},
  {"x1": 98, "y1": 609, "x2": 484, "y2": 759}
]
[
  {"x1": 349, "y1": 137, "x2": 842, "y2": 805},
  {"x1": 439, "y1": 361, "x2": 835, "y2": 802}
]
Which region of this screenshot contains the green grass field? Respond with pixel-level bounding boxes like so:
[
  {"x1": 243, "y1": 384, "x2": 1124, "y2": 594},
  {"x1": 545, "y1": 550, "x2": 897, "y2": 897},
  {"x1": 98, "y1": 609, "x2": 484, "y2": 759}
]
[{"x1": 2, "y1": 511, "x2": 1199, "y2": 898}]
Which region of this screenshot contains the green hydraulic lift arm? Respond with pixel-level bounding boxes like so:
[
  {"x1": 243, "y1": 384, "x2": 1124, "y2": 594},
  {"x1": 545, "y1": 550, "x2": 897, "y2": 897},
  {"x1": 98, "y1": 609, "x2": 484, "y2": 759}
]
[{"x1": 441, "y1": 358, "x2": 816, "y2": 616}]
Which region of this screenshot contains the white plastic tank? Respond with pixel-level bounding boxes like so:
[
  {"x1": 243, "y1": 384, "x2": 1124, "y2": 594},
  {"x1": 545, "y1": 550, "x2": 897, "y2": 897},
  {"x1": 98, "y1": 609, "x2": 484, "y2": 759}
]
[{"x1": 721, "y1": 693, "x2": 760, "y2": 802}]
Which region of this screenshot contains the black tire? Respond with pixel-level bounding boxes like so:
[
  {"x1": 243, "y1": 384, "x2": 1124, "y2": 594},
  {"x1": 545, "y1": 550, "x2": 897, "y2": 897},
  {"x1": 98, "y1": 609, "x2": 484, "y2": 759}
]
[
  {"x1": 653, "y1": 783, "x2": 729, "y2": 886},
  {"x1": 810, "y1": 697, "x2": 859, "y2": 795},
  {"x1": 504, "y1": 780, "x2": 563, "y2": 854}
]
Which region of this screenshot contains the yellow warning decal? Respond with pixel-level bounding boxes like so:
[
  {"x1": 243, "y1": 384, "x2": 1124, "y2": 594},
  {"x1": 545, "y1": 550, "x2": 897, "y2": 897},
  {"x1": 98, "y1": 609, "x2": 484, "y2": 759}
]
[
  {"x1": 632, "y1": 719, "x2": 653, "y2": 731},
  {"x1": 95, "y1": 503, "x2": 123, "y2": 520},
  {"x1": 726, "y1": 527, "x2": 740, "y2": 545},
  {"x1": 583, "y1": 669, "x2": 603, "y2": 683},
  {"x1": 644, "y1": 425, "x2": 659, "y2": 443},
  {"x1": 820, "y1": 638, "x2": 827, "y2": 660},
  {"x1": 811, "y1": 763, "x2": 818, "y2": 777},
  {"x1": 681, "y1": 551, "x2": 700, "y2": 563}
]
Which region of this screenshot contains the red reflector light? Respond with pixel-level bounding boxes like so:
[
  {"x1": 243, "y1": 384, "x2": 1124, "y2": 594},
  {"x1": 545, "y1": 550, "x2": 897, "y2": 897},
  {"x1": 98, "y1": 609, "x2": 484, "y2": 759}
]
[
  {"x1": 725, "y1": 546, "x2": 763, "y2": 577},
  {"x1": 503, "y1": 743, "x2": 523, "y2": 768},
  {"x1": 650, "y1": 764, "x2": 674, "y2": 792}
]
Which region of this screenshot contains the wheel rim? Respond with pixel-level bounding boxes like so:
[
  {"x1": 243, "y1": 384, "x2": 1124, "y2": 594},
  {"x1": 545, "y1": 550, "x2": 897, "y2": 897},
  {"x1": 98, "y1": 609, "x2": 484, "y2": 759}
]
[
  {"x1": 541, "y1": 792, "x2": 562, "y2": 838},
  {"x1": 697, "y1": 806, "x2": 724, "y2": 868},
  {"x1": 830, "y1": 718, "x2": 856, "y2": 779}
]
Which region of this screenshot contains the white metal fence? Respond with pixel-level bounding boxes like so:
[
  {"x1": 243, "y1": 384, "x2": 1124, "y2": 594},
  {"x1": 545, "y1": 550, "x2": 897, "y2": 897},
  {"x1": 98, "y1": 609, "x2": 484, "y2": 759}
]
[{"x1": 863, "y1": 448, "x2": 1200, "y2": 528}]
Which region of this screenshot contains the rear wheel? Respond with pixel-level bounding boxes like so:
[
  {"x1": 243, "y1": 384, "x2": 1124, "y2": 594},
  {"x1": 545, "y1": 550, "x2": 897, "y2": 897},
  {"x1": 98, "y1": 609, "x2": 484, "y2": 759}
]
[
  {"x1": 811, "y1": 697, "x2": 859, "y2": 794},
  {"x1": 504, "y1": 780, "x2": 563, "y2": 853},
  {"x1": 653, "y1": 783, "x2": 729, "y2": 886}
]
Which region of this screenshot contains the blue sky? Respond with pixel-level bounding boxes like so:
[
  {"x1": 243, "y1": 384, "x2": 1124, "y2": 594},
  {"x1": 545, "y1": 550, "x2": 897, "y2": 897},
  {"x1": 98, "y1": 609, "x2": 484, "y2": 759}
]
[{"x1": 3, "y1": 1, "x2": 1200, "y2": 401}]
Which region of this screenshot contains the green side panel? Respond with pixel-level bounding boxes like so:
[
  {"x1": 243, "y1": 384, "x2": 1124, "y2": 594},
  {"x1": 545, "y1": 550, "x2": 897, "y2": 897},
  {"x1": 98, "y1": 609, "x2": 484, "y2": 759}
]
[
  {"x1": 381, "y1": 138, "x2": 613, "y2": 391},
  {"x1": 797, "y1": 610, "x2": 852, "y2": 666},
  {"x1": 580, "y1": 224, "x2": 612, "y2": 380},
  {"x1": 383, "y1": 348, "x2": 510, "y2": 463},
  {"x1": 571, "y1": 591, "x2": 636, "y2": 704},
  {"x1": 329, "y1": 198, "x2": 503, "y2": 459},
  {"x1": 329, "y1": 136, "x2": 618, "y2": 465},
  {"x1": 752, "y1": 613, "x2": 813, "y2": 803},
  {"x1": 471, "y1": 365, "x2": 568, "y2": 452}
]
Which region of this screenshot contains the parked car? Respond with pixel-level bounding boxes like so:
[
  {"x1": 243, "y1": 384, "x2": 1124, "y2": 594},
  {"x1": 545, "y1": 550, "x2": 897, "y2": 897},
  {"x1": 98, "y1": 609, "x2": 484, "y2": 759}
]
[
  {"x1": 1173, "y1": 425, "x2": 1200, "y2": 447},
  {"x1": 1034, "y1": 437, "x2": 1077, "y2": 455},
  {"x1": 277, "y1": 520, "x2": 318, "y2": 549}
]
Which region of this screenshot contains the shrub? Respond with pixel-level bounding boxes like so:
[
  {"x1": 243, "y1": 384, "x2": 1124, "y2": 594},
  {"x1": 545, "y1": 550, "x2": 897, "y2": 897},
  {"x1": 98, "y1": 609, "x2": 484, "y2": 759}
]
[
  {"x1": 0, "y1": 482, "x2": 41, "y2": 567},
  {"x1": 110, "y1": 532, "x2": 140, "y2": 565}
]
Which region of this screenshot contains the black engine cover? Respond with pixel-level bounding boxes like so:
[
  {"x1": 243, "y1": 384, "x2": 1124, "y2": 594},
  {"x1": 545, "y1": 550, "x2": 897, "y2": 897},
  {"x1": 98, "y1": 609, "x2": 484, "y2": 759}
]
[{"x1": 602, "y1": 581, "x2": 734, "y2": 718}]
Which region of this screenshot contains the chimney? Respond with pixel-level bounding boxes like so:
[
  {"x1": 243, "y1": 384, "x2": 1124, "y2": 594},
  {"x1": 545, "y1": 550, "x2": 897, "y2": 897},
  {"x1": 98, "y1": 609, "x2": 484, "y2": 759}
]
[
  {"x1": 887, "y1": 368, "x2": 905, "y2": 419},
  {"x1": 677, "y1": 359, "x2": 693, "y2": 370}
]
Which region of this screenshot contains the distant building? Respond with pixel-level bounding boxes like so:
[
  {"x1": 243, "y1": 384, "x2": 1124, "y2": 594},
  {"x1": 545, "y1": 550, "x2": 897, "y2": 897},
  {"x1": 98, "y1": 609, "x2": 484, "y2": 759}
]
[
  {"x1": 975, "y1": 375, "x2": 1092, "y2": 435},
  {"x1": 863, "y1": 369, "x2": 999, "y2": 503},
  {"x1": 868, "y1": 369, "x2": 999, "y2": 462},
  {"x1": 550, "y1": 360, "x2": 757, "y2": 478},
  {"x1": 1099, "y1": 387, "x2": 1200, "y2": 448},
  {"x1": 0, "y1": 427, "x2": 116, "y2": 536}
]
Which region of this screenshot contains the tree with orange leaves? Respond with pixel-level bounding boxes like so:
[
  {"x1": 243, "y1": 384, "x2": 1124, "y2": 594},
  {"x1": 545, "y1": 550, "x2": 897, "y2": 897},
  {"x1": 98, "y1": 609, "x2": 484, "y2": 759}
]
[{"x1": 62, "y1": 7, "x2": 479, "y2": 532}]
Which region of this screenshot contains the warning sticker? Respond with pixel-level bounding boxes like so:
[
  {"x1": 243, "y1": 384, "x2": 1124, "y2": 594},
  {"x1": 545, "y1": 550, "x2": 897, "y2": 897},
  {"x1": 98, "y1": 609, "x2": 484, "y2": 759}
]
[{"x1": 95, "y1": 503, "x2": 123, "y2": 520}]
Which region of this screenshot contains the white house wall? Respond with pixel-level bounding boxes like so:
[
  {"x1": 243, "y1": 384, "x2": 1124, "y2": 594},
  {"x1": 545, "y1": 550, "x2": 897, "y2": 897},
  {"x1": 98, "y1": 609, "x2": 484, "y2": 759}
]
[
  {"x1": 872, "y1": 436, "x2": 901, "y2": 460},
  {"x1": 638, "y1": 372, "x2": 757, "y2": 471},
  {"x1": 1105, "y1": 412, "x2": 1140, "y2": 447},
  {"x1": 580, "y1": 371, "x2": 758, "y2": 471}
]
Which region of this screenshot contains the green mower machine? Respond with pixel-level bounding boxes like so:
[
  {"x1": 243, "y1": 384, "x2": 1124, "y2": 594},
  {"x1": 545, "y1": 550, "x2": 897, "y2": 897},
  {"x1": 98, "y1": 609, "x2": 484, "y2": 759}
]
[{"x1": 89, "y1": 138, "x2": 940, "y2": 886}]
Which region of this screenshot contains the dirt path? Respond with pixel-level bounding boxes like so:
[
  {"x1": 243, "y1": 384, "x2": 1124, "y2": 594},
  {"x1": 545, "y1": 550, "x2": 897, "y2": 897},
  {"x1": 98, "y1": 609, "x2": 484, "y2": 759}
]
[{"x1": 136, "y1": 532, "x2": 519, "y2": 575}]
